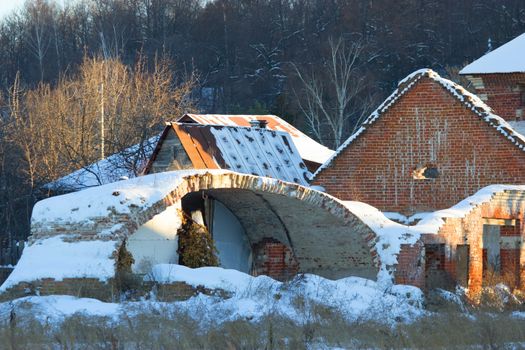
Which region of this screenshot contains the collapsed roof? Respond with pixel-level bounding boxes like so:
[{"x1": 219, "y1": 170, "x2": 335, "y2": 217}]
[{"x1": 177, "y1": 114, "x2": 334, "y2": 165}]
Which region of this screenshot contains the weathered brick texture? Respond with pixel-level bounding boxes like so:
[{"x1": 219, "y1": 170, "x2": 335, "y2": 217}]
[
  {"x1": 412, "y1": 190, "x2": 525, "y2": 295},
  {"x1": 313, "y1": 77, "x2": 525, "y2": 215},
  {"x1": 394, "y1": 242, "x2": 425, "y2": 288},
  {"x1": 252, "y1": 238, "x2": 299, "y2": 281},
  {"x1": 0, "y1": 278, "x2": 114, "y2": 302},
  {"x1": 465, "y1": 73, "x2": 525, "y2": 122}
]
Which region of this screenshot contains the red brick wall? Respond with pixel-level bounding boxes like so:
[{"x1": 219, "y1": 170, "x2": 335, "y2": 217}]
[
  {"x1": 314, "y1": 77, "x2": 525, "y2": 215},
  {"x1": 500, "y1": 249, "x2": 520, "y2": 286},
  {"x1": 500, "y1": 224, "x2": 520, "y2": 236},
  {"x1": 252, "y1": 238, "x2": 299, "y2": 281},
  {"x1": 394, "y1": 242, "x2": 425, "y2": 288},
  {"x1": 467, "y1": 73, "x2": 525, "y2": 122}
]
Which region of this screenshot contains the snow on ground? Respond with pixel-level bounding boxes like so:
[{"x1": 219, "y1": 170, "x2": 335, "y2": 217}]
[
  {"x1": 0, "y1": 265, "x2": 425, "y2": 327},
  {"x1": 0, "y1": 295, "x2": 120, "y2": 324},
  {"x1": 0, "y1": 236, "x2": 118, "y2": 292},
  {"x1": 148, "y1": 264, "x2": 425, "y2": 324},
  {"x1": 147, "y1": 265, "x2": 425, "y2": 325},
  {"x1": 460, "y1": 33, "x2": 525, "y2": 74}
]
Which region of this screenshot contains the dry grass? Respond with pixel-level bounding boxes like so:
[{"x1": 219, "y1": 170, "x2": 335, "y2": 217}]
[{"x1": 1, "y1": 301, "x2": 525, "y2": 349}]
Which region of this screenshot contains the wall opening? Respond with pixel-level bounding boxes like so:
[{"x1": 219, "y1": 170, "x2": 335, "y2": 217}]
[
  {"x1": 424, "y1": 243, "x2": 452, "y2": 289},
  {"x1": 180, "y1": 192, "x2": 253, "y2": 273},
  {"x1": 412, "y1": 164, "x2": 439, "y2": 180},
  {"x1": 482, "y1": 219, "x2": 521, "y2": 288},
  {"x1": 210, "y1": 199, "x2": 252, "y2": 273},
  {"x1": 456, "y1": 244, "x2": 470, "y2": 288}
]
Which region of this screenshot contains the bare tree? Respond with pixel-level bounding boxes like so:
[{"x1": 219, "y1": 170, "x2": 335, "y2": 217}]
[
  {"x1": 24, "y1": 0, "x2": 55, "y2": 82},
  {"x1": 8, "y1": 55, "x2": 196, "y2": 191},
  {"x1": 293, "y1": 37, "x2": 377, "y2": 148}
]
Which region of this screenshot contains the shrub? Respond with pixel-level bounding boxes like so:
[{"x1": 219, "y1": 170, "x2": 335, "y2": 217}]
[{"x1": 177, "y1": 215, "x2": 219, "y2": 268}]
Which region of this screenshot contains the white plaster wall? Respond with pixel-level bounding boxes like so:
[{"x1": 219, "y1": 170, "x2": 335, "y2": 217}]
[
  {"x1": 127, "y1": 205, "x2": 181, "y2": 274},
  {"x1": 212, "y1": 200, "x2": 252, "y2": 273}
]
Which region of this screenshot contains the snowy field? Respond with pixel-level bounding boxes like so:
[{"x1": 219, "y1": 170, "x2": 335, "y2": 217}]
[
  {"x1": 0, "y1": 265, "x2": 424, "y2": 326},
  {"x1": 1, "y1": 266, "x2": 525, "y2": 349}
]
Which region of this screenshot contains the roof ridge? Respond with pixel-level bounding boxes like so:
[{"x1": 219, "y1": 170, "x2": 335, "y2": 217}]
[
  {"x1": 170, "y1": 121, "x2": 285, "y2": 133},
  {"x1": 184, "y1": 113, "x2": 279, "y2": 118},
  {"x1": 312, "y1": 68, "x2": 525, "y2": 179}
]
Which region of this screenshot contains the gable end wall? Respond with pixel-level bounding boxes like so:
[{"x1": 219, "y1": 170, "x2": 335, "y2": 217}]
[{"x1": 314, "y1": 77, "x2": 525, "y2": 215}]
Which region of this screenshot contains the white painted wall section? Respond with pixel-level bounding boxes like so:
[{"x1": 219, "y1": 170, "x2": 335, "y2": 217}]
[
  {"x1": 212, "y1": 200, "x2": 252, "y2": 273},
  {"x1": 127, "y1": 205, "x2": 181, "y2": 274}
]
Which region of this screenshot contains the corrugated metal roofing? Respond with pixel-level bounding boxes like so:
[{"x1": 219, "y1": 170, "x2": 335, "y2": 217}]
[
  {"x1": 166, "y1": 123, "x2": 312, "y2": 185},
  {"x1": 177, "y1": 114, "x2": 334, "y2": 165}
]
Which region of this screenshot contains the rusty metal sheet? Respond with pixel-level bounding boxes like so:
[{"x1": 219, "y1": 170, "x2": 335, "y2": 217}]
[
  {"x1": 177, "y1": 114, "x2": 334, "y2": 165},
  {"x1": 171, "y1": 123, "x2": 209, "y2": 169},
  {"x1": 164, "y1": 123, "x2": 311, "y2": 185}
]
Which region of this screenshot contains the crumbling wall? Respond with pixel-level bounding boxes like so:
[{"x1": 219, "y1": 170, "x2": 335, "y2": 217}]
[
  {"x1": 1, "y1": 171, "x2": 380, "y2": 300},
  {"x1": 252, "y1": 238, "x2": 299, "y2": 281},
  {"x1": 415, "y1": 190, "x2": 525, "y2": 295}
]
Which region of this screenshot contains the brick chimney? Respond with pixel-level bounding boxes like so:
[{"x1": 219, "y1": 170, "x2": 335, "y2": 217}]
[{"x1": 249, "y1": 119, "x2": 268, "y2": 128}]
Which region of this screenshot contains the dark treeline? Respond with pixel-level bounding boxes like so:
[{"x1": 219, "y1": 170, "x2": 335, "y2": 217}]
[
  {"x1": 0, "y1": 0, "x2": 524, "y2": 246},
  {"x1": 1, "y1": 1, "x2": 524, "y2": 136}
]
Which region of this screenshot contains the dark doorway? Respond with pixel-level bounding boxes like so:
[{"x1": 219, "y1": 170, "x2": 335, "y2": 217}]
[{"x1": 425, "y1": 244, "x2": 452, "y2": 289}]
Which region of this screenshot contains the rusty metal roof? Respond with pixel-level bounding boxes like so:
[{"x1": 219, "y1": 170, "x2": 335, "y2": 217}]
[
  {"x1": 153, "y1": 122, "x2": 312, "y2": 185},
  {"x1": 177, "y1": 114, "x2": 334, "y2": 165}
]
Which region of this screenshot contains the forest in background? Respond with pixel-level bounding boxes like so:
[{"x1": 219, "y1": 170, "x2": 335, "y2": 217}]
[{"x1": 0, "y1": 0, "x2": 524, "y2": 247}]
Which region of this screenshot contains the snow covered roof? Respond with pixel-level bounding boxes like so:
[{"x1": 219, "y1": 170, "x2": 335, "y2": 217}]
[
  {"x1": 460, "y1": 33, "x2": 525, "y2": 74},
  {"x1": 148, "y1": 123, "x2": 312, "y2": 186},
  {"x1": 46, "y1": 135, "x2": 160, "y2": 192},
  {"x1": 177, "y1": 114, "x2": 334, "y2": 164},
  {"x1": 313, "y1": 68, "x2": 525, "y2": 179}
]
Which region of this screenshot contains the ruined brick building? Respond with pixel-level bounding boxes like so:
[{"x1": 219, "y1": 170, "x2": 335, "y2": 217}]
[
  {"x1": 311, "y1": 33, "x2": 525, "y2": 294},
  {"x1": 2, "y1": 35, "x2": 525, "y2": 301}
]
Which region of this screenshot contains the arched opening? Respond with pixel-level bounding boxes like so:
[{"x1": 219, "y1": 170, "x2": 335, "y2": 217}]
[{"x1": 175, "y1": 188, "x2": 378, "y2": 280}]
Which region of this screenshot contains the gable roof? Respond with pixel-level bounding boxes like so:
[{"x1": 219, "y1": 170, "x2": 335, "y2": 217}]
[
  {"x1": 148, "y1": 122, "x2": 312, "y2": 186},
  {"x1": 177, "y1": 114, "x2": 334, "y2": 164},
  {"x1": 312, "y1": 68, "x2": 525, "y2": 179},
  {"x1": 460, "y1": 33, "x2": 525, "y2": 74}
]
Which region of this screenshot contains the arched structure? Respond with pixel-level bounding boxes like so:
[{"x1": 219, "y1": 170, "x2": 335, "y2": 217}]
[{"x1": 1, "y1": 171, "x2": 380, "y2": 300}]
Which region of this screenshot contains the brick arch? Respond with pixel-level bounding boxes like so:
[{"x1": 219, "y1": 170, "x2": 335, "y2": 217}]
[
  {"x1": 127, "y1": 172, "x2": 380, "y2": 279},
  {"x1": 3, "y1": 171, "x2": 382, "y2": 299}
]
